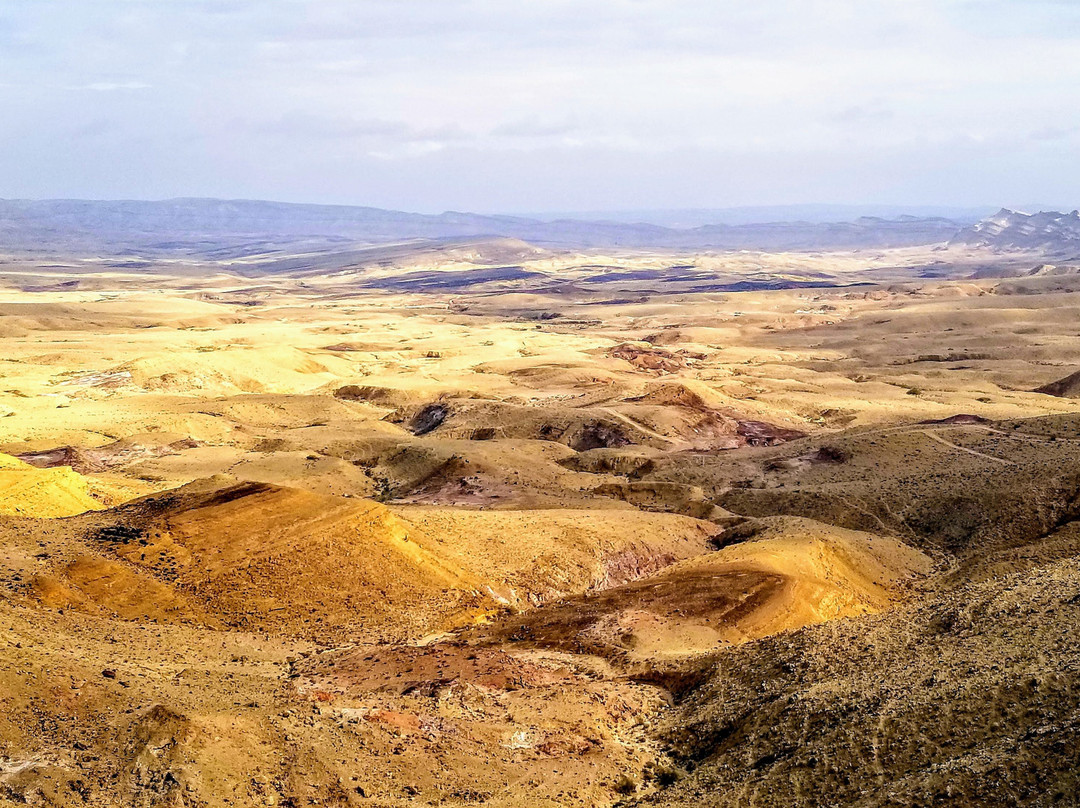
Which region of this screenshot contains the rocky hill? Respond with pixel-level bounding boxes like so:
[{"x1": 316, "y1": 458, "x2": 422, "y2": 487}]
[{"x1": 952, "y1": 208, "x2": 1080, "y2": 252}]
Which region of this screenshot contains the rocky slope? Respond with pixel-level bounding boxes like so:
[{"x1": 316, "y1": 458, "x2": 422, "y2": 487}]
[{"x1": 953, "y1": 208, "x2": 1080, "y2": 252}]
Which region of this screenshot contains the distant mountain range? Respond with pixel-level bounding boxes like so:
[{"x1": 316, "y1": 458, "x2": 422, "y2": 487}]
[
  {"x1": 952, "y1": 208, "x2": 1080, "y2": 252},
  {"x1": 527, "y1": 204, "x2": 994, "y2": 228},
  {"x1": 2, "y1": 198, "x2": 1077, "y2": 257},
  {"x1": 0, "y1": 197, "x2": 971, "y2": 256}
]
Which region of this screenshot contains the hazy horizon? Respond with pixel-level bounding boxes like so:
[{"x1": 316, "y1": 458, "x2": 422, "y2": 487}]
[
  {"x1": 0, "y1": 196, "x2": 1011, "y2": 231},
  {"x1": 0, "y1": 197, "x2": 1015, "y2": 232},
  {"x1": 0, "y1": 195, "x2": 1045, "y2": 223}
]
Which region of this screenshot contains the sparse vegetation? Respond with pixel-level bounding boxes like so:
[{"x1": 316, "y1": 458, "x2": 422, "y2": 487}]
[{"x1": 614, "y1": 774, "x2": 638, "y2": 795}]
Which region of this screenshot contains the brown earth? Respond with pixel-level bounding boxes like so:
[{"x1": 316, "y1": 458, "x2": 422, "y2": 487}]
[{"x1": 1, "y1": 241, "x2": 1080, "y2": 807}]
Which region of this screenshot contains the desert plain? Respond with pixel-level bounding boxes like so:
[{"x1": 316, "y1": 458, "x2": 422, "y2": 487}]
[{"x1": 3, "y1": 222, "x2": 1080, "y2": 806}]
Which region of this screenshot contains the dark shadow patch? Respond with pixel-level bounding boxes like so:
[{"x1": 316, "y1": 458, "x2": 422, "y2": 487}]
[
  {"x1": 568, "y1": 421, "x2": 631, "y2": 451},
  {"x1": 410, "y1": 404, "x2": 449, "y2": 435}
]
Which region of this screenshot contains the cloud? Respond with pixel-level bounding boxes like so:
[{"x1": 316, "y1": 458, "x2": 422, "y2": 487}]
[
  {"x1": 490, "y1": 118, "x2": 580, "y2": 139},
  {"x1": 1030, "y1": 126, "x2": 1080, "y2": 142},
  {"x1": 829, "y1": 104, "x2": 895, "y2": 125},
  {"x1": 73, "y1": 81, "x2": 151, "y2": 91},
  {"x1": 0, "y1": 0, "x2": 1078, "y2": 210},
  {"x1": 248, "y1": 112, "x2": 474, "y2": 145}
]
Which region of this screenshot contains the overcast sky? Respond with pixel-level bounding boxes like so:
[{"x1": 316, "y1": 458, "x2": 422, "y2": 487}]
[{"x1": 0, "y1": 0, "x2": 1078, "y2": 213}]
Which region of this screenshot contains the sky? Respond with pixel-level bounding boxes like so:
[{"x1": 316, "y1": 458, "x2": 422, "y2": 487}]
[{"x1": 0, "y1": 0, "x2": 1078, "y2": 213}]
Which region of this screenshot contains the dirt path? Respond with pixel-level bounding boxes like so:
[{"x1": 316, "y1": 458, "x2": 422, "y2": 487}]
[
  {"x1": 601, "y1": 408, "x2": 678, "y2": 444},
  {"x1": 920, "y1": 431, "x2": 1016, "y2": 466},
  {"x1": 972, "y1": 425, "x2": 1080, "y2": 445}
]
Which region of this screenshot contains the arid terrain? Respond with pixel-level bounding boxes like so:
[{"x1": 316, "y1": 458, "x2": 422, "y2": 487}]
[{"x1": 3, "y1": 207, "x2": 1080, "y2": 807}]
